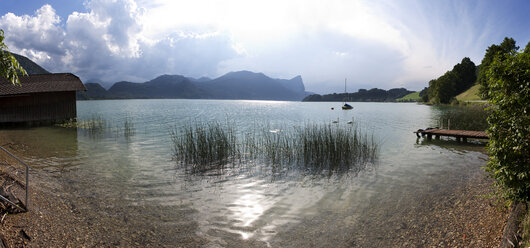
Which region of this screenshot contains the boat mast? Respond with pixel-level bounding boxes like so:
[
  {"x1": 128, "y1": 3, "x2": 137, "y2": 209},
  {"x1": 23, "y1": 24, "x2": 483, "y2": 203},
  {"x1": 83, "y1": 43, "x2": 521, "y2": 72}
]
[{"x1": 344, "y1": 78, "x2": 347, "y2": 103}]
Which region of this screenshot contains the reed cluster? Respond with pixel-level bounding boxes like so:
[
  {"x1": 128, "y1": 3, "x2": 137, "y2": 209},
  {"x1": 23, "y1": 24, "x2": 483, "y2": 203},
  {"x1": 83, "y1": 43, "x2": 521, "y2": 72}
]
[
  {"x1": 295, "y1": 124, "x2": 377, "y2": 171},
  {"x1": 171, "y1": 122, "x2": 240, "y2": 173},
  {"x1": 171, "y1": 121, "x2": 378, "y2": 174},
  {"x1": 436, "y1": 105, "x2": 489, "y2": 131},
  {"x1": 56, "y1": 114, "x2": 136, "y2": 139}
]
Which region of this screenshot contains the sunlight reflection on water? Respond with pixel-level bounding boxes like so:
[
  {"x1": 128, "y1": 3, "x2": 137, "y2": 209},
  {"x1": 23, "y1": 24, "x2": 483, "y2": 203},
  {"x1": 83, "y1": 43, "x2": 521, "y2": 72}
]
[{"x1": 0, "y1": 100, "x2": 490, "y2": 246}]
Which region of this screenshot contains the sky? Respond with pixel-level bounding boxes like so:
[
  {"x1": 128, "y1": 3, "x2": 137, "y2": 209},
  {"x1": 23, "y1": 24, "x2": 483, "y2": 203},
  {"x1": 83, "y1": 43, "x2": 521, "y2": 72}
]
[{"x1": 1, "y1": 0, "x2": 529, "y2": 93}]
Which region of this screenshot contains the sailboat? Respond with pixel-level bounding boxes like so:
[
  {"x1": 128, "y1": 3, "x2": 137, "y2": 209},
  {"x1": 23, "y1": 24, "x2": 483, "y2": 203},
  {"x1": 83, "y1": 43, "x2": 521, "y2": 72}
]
[{"x1": 342, "y1": 78, "x2": 353, "y2": 110}]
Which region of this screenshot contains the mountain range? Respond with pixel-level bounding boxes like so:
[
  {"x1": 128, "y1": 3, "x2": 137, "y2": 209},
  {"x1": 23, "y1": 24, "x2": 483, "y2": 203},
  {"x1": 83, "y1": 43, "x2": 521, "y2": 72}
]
[
  {"x1": 79, "y1": 71, "x2": 307, "y2": 100},
  {"x1": 12, "y1": 53, "x2": 416, "y2": 102},
  {"x1": 11, "y1": 53, "x2": 308, "y2": 101}
]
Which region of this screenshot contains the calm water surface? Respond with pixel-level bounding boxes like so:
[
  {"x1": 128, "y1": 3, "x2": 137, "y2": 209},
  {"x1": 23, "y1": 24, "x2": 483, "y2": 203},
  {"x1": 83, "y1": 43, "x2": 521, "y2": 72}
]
[{"x1": 0, "y1": 100, "x2": 488, "y2": 246}]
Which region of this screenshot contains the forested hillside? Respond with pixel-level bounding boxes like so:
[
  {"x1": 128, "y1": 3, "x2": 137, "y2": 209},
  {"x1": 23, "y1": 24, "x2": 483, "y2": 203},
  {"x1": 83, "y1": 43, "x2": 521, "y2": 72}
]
[{"x1": 302, "y1": 88, "x2": 413, "y2": 102}]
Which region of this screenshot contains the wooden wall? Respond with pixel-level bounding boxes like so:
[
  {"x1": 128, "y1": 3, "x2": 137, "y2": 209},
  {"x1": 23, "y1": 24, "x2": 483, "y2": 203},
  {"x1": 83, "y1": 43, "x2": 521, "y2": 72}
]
[{"x1": 0, "y1": 91, "x2": 77, "y2": 125}]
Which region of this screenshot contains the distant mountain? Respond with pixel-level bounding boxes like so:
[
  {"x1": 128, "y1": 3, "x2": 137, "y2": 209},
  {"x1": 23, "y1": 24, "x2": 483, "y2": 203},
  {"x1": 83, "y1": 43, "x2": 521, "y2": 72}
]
[
  {"x1": 12, "y1": 54, "x2": 309, "y2": 101},
  {"x1": 77, "y1": 83, "x2": 111, "y2": 100},
  {"x1": 197, "y1": 71, "x2": 306, "y2": 100},
  {"x1": 303, "y1": 88, "x2": 414, "y2": 102},
  {"x1": 85, "y1": 78, "x2": 115, "y2": 90},
  {"x1": 12, "y1": 53, "x2": 50, "y2": 74},
  {"x1": 80, "y1": 71, "x2": 308, "y2": 101},
  {"x1": 107, "y1": 75, "x2": 209, "y2": 99},
  {"x1": 187, "y1": 76, "x2": 211, "y2": 82}
]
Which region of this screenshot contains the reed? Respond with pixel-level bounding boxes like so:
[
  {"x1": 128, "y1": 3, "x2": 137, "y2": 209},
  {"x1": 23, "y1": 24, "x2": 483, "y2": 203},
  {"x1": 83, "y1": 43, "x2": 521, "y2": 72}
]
[
  {"x1": 171, "y1": 121, "x2": 240, "y2": 173},
  {"x1": 293, "y1": 124, "x2": 378, "y2": 172},
  {"x1": 123, "y1": 116, "x2": 136, "y2": 138},
  {"x1": 57, "y1": 114, "x2": 108, "y2": 137},
  {"x1": 436, "y1": 105, "x2": 489, "y2": 131},
  {"x1": 171, "y1": 121, "x2": 378, "y2": 174}
]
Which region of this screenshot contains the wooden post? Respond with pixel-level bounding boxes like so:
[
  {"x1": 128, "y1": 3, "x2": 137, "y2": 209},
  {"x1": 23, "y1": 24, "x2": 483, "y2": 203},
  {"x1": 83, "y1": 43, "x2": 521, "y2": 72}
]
[
  {"x1": 463, "y1": 137, "x2": 467, "y2": 143},
  {"x1": 427, "y1": 134, "x2": 432, "y2": 140},
  {"x1": 456, "y1": 137, "x2": 461, "y2": 142},
  {"x1": 435, "y1": 135, "x2": 440, "y2": 140}
]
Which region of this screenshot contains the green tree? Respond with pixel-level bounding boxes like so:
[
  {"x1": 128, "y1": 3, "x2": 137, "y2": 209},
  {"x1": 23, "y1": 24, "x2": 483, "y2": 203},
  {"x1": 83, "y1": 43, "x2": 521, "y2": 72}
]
[
  {"x1": 485, "y1": 44, "x2": 530, "y2": 201},
  {"x1": 436, "y1": 71, "x2": 458, "y2": 104},
  {"x1": 419, "y1": 87, "x2": 429, "y2": 102},
  {"x1": 478, "y1": 37, "x2": 519, "y2": 99},
  {"x1": 424, "y1": 57, "x2": 477, "y2": 104},
  {"x1": 452, "y1": 57, "x2": 477, "y2": 94},
  {"x1": 0, "y1": 29, "x2": 27, "y2": 85},
  {"x1": 427, "y1": 79, "x2": 438, "y2": 103}
]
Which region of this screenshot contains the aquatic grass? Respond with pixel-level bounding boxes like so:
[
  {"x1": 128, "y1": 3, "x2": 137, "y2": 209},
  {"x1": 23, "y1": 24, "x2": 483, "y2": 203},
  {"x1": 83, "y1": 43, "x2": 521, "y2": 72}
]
[
  {"x1": 123, "y1": 115, "x2": 136, "y2": 138},
  {"x1": 56, "y1": 114, "x2": 108, "y2": 138},
  {"x1": 435, "y1": 105, "x2": 489, "y2": 131},
  {"x1": 293, "y1": 124, "x2": 377, "y2": 172},
  {"x1": 171, "y1": 121, "x2": 240, "y2": 173},
  {"x1": 260, "y1": 127, "x2": 296, "y2": 167},
  {"x1": 56, "y1": 114, "x2": 137, "y2": 141},
  {"x1": 171, "y1": 121, "x2": 379, "y2": 175}
]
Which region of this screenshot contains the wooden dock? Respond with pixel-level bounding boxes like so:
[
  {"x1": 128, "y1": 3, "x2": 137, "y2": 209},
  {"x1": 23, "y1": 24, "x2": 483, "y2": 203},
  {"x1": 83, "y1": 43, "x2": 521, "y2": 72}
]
[{"x1": 414, "y1": 128, "x2": 488, "y2": 142}]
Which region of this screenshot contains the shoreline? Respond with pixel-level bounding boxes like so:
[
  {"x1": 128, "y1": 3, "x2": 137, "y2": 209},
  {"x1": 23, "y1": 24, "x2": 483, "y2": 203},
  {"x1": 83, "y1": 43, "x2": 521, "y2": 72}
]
[
  {"x1": 0, "y1": 158, "x2": 510, "y2": 247},
  {"x1": 0, "y1": 128, "x2": 510, "y2": 247}
]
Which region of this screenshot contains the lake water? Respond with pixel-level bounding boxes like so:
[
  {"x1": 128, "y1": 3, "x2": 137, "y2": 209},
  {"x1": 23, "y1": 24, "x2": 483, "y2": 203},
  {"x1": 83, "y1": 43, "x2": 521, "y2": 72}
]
[{"x1": 0, "y1": 100, "x2": 488, "y2": 247}]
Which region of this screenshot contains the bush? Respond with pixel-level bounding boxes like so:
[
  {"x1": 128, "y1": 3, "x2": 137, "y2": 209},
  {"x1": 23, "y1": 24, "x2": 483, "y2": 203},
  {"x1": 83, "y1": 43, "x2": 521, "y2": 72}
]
[{"x1": 484, "y1": 44, "x2": 530, "y2": 202}]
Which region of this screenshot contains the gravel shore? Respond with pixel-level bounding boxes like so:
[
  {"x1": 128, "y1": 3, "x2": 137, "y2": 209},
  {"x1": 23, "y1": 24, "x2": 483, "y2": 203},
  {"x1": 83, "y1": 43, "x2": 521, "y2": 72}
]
[
  {"x1": 348, "y1": 170, "x2": 509, "y2": 247},
  {"x1": 0, "y1": 151, "x2": 509, "y2": 247}
]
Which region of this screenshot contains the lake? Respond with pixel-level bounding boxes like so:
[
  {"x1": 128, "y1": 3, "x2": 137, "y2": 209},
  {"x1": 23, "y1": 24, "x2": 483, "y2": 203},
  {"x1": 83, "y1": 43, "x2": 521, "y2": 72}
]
[{"x1": 0, "y1": 100, "x2": 489, "y2": 247}]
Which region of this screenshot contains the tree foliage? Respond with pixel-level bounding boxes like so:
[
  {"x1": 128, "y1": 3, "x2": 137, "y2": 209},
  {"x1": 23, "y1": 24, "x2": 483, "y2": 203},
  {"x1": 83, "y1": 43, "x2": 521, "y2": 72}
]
[
  {"x1": 478, "y1": 37, "x2": 519, "y2": 99},
  {"x1": 303, "y1": 88, "x2": 414, "y2": 102},
  {"x1": 419, "y1": 87, "x2": 429, "y2": 102},
  {"x1": 0, "y1": 29, "x2": 27, "y2": 85},
  {"x1": 485, "y1": 42, "x2": 530, "y2": 201},
  {"x1": 452, "y1": 57, "x2": 477, "y2": 93},
  {"x1": 424, "y1": 57, "x2": 476, "y2": 104}
]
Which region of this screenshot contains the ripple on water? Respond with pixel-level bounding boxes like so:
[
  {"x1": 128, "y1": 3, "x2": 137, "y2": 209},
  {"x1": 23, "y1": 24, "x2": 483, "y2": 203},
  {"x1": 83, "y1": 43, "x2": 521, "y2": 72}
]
[{"x1": 0, "y1": 100, "x2": 489, "y2": 246}]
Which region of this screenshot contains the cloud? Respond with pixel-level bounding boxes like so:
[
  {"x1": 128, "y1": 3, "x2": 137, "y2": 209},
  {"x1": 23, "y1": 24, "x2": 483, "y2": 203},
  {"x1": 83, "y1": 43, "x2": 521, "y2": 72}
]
[
  {"x1": 0, "y1": 5, "x2": 65, "y2": 58},
  {"x1": 1, "y1": 0, "x2": 528, "y2": 93},
  {"x1": 1, "y1": 0, "x2": 239, "y2": 83},
  {"x1": 218, "y1": 30, "x2": 406, "y2": 93},
  {"x1": 136, "y1": 0, "x2": 415, "y2": 92}
]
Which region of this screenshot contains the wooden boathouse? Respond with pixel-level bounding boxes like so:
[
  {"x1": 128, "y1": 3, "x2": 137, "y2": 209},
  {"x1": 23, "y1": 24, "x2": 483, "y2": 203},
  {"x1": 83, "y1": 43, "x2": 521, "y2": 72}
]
[{"x1": 0, "y1": 73, "x2": 86, "y2": 125}]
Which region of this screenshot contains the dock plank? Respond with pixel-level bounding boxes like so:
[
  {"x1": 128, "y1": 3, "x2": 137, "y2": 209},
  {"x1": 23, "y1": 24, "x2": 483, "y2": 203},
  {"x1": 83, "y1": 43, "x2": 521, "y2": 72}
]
[{"x1": 414, "y1": 128, "x2": 488, "y2": 140}]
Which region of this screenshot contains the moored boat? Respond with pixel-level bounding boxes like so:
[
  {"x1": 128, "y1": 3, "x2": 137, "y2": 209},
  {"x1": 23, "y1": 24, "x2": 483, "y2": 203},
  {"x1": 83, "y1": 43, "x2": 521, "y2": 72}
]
[{"x1": 342, "y1": 78, "x2": 353, "y2": 110}]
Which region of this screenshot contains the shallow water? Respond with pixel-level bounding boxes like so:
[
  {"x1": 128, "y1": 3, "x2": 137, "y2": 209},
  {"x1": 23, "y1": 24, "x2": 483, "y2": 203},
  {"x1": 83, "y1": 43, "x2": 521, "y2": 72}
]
[{"x1": 0, "y1": 100, "x2": 488, "y2": 246}]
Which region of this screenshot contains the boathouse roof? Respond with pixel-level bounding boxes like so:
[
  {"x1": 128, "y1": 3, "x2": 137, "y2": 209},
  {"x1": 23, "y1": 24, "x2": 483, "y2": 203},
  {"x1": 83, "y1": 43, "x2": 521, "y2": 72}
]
[{"x1": 0, "y1": 73, "x2": 86, "y2": 96}]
